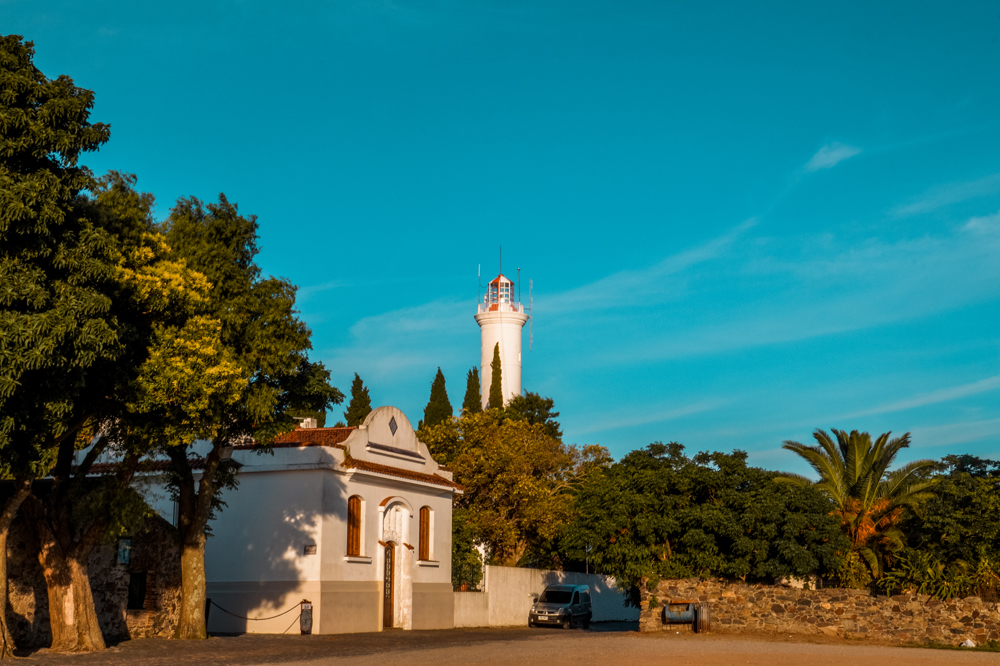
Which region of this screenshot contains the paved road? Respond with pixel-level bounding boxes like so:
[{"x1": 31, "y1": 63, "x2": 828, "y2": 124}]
[{"x1": 15, "y1": 626, "x2": 996, "y2": 666}]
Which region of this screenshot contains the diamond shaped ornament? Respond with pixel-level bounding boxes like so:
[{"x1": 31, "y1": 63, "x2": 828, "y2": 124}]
[{"x1": 388, "y1": 416, "x2": 397, "y2": 436}]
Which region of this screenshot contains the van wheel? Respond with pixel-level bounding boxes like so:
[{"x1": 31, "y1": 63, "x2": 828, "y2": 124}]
[
  {"x1": 583, "y1": 617, "x2": 591, "y2": 630},
  {"x1": 561, "y1": 618, "x2": 571, "y2": 630}
]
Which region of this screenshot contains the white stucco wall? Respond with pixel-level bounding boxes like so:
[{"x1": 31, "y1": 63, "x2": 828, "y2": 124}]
[{"x1": 453, "y1": 566, "x2": 639, "y2": 628}]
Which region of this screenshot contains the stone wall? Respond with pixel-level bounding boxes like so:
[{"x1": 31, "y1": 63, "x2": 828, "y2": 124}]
[
  {"x1": 640, "y1": 577, "x2": 1000, "y2": 645},
  {"x1": 5, "y1": 511, "x2": 181, "y2": 648}
]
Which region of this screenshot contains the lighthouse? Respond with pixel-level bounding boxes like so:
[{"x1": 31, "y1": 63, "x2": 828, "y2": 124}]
[{"x1": 475, "y1": 273, "x2": 529, "y2": 409}]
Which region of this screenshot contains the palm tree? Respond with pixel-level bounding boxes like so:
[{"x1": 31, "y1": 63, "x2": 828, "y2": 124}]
[{"x1": 777, "y1": 429, "x2": 937, "y2": 578}]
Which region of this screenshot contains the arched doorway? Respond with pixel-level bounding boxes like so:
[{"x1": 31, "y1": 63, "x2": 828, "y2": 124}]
[{"x1": 379, "y1": 499, "x2": 412, "y2": 629}]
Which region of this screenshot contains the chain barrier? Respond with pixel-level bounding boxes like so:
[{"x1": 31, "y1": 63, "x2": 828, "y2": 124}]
[{"x1": 208, "y1": 599, "x2": 300, "y2": 621}]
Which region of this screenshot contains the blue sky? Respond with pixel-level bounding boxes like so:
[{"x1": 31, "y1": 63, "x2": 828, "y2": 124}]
[{"x1": 8, "y1": 1, "x2": 999, "y2": 473}]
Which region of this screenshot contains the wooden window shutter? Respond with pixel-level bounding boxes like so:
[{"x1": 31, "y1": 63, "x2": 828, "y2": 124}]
[
  {"x1": 347, "y1": 496, "x2": 361, "y2": 556},
  {"x1": 419, "y1": 507, "x2": 430, "y2": 560}
]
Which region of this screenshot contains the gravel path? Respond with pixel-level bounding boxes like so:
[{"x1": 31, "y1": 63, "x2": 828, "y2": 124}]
[{"x1": 14, "y1": 626, "x2": 996, "y2": 666}]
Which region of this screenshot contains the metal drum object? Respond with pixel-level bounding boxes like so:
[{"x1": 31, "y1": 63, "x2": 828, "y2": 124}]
[{"x1": 695, "y1": 603, "x2": 711, "y2": 633}]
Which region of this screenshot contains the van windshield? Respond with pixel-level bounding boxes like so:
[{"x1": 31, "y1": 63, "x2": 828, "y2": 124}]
[{"x1": 538, "y1": 589, "x2": 573, "y2": 604}]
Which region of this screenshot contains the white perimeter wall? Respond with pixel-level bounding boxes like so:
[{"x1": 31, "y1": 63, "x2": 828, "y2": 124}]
[{"x1": 454, "y1": 565, "x2": 639, "y2": 627}]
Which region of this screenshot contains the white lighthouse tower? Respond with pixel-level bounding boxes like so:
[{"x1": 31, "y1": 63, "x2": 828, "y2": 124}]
[{"x1": 475, "y1": 273, "x2": 529, "y2": 409}]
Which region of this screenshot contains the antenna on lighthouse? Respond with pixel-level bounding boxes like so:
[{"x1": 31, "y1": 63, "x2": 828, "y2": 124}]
[
  {"x1": 529, "y1": 279, "x2": 533, "y2": 351},
  {"x1": 517, "y1": 267, "x2": 521, "y2": 304},
  {"x1": 478, "y1": 264, "x2": 481, "y2": 304}
]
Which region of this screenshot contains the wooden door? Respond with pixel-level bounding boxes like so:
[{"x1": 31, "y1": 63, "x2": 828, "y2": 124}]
[{"x1": 382, "y1": 543, "x2": 394, "y2": 628}]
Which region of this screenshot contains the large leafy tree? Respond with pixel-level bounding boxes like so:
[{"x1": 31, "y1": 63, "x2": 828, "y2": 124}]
[
  {"x1": 343, "y1": 373, "x2": 372, "y2": 427},
  {"x1": 462, "y1": 367, "x2": 481, "y2": 415},
  {"x1": 0, "y1": 34, "x2": 127, "y2": 654},
  {"x1": 487, "y1": 344, "x2": 503, "y2": 410},
  {"x1": 161, "y1": 196, "x2": 342, "y2": 639},
  {"x1": 563, "y1": 442, "x2": 847, "y2": 601},
  {"x1": 420, "y1": 367, "x2": 452, "y2": 429},
  {"x1": 17, "y1": 173, "x2": 219, "y2": 653},
  {"x1": 421, "y1": 410, "x2": 604, "y2": 567},
  {"x1": 901, "y1": 455, "x2": 1000, "y2": 570},
  {"x1": 777, "y1": 429, "x2": 937, "y2": 579}
]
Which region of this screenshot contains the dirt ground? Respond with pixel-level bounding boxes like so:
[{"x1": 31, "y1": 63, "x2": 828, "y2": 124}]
[{"x1": 12, "y1": 624, "x2": 997, "y2": 666}]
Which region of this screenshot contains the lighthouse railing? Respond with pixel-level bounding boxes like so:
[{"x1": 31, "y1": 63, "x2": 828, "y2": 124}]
[{"x1": 477, "y1": 302, "x2": 522, "y2": 314}]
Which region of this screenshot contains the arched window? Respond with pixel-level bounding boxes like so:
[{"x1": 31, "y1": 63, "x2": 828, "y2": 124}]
[
  {"x1": 347, "y1": 496, "x2": 362, "y2": 556},
  {"x1": 419, "y1": 506, "x2": 432, "y2": 561}
]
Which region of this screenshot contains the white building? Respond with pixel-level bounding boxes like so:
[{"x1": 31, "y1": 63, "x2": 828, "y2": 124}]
[
  {"x1": 192, "y1": 407, "x2": 461, "y2": 634},
  {"x1": 475, "y1": 273, "x2": 528, "y2": 408}
]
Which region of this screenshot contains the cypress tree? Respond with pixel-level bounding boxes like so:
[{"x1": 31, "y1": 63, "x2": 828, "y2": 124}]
[
  {"x1": 344, "y1": 373, "x2": 373, "y2": 426},
  {"x1": 421, "y1": 367, "x2": 453, "y2": 428},
  {"x1": 462, "y1": 367, "x2": 482, "y2": 414},
  {"x1": 488, "y1": 343, "x2": 504, "y2": 410}
]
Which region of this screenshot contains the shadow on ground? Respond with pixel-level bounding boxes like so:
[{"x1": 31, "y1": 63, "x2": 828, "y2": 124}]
[{"x1": 14, "y1": 622, "x2": 639, "y2": 665}]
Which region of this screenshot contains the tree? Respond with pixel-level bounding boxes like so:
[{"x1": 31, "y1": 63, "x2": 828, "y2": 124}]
[
  {"x1": 563, "y1": 442, "x2": 847, "y2": 599},
  {"x1": 422, "y1": 411, "x2": 579, "y2": 566},
  {"x1": 344, "y1": 373, "x2": 372, "y2": 427},
  {"x1": 19, "y1": 173, "x2": 221, "y2": 653},
  {"x1": 488, "y1": 344, "x2": 503, "y2": 410},
  {"x1": 462, "y1": 367, "x2": 482, "y2": 415},
  {"x1": 777, "y1": 429, "x2": 937, "y2": 579},
  {"x1": 0, "y1": 34, "x2": 125, "y2": 654},
  {"x1": 420, "y1": 368, "x2": 452, "y2": 429},
  {"x1": 506, "y1": 392, "x2": 562, "y2": 439},
  {"x1": 451, "y1": 507, "x2": 483, "y2": 589},
  {"x1": 900, "y1": 455, "x2": 1000, "y2": 574},
  {"x1": 161, "y1": 195, "x2": 342, "y2": 639}
]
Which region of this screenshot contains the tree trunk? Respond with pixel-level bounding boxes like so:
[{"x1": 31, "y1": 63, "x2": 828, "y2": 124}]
[
  {"x1": 23, "y1": 492, "x2": 110, "y2": 654},
  {"x1": 176, "y1": 536, "x2": 208, "y2": 639},
  {"x1": 35, "y1": 547, "x2": 105, "y2": 652},
  {"x1": 0, "y1": 479, "x2": 32, "y2": 659},
  {"x1": 169, "y1": 441, "x2": 223, "y2": 640}
]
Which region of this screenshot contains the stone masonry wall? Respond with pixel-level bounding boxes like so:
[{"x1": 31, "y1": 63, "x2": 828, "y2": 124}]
[
  {"x1": 6, "y1": 512, "x2": 181, "y2": 648},
  {"x1": 640, "y1": 578, "x2": 1000, "y2": 645}
]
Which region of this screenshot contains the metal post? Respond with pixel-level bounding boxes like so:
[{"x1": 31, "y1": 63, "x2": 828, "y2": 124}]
[{"x1": 300, "y1": 599, "x2": 313, "y2": 635}]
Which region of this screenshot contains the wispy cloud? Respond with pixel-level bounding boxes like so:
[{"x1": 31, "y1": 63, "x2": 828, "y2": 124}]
[
  {"x1": 569, "y1": 398, "x2": 729, "y2": 438},
  {"x1": 909, "y1": 417, "x2": 1000, "y2": 449},
  {"x1": 804, "y1": 143, "x2": 861, "y2": 172},
  {"x1": 840, "y1": 375, "x2": 1000, "y2": 420},
  {"x1": 543, "y1": 218, "x2": 757, "y2": 314},
  {"x1": 964, "y1": 209, "x2": 1000, "y2": 233},
  {"x1": 297, "y1": 280, "x2": 348, "y2": 302},
  {"x1": 892, "y1": 173, "x2": 1000, "y2": 217}
]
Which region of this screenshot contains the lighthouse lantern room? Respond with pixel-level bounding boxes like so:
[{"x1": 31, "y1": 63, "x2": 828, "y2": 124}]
[{"x1": 475, "y1": 274, "x2": 529, "y2": 409}]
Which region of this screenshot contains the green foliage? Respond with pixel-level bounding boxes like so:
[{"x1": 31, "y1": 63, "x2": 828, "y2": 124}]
[
  {"x1": 777, "y1": 429, "x2": 937, "y2": 578},
  {"x1": 421, "y1": 367, "x2": 452, "y2": 429},
  {"x1": 420, "y1": 410, "x2": 592, "y2": 566},
  {"x1": 162, "y1": 195, "x2": 343, "y2": 447},
  {"x1": 451, "y1": 507, "x2": 483, "y2": 589},
  {"x1": 888, "y1": 455, "x2": 1000, "y2": 600},
  {"x1": 0, "y1": 34, "x2": 115, "y2": 481},
  {"x1": 462, "y1": 367, "x2": 482, "y2": 415},
  {"x1": 488, "y1": 343, "x2": 503, "y2": 410},
  {"x1": 829, "y1": 550, "x2": 873, "y2": 590},
  {"x1": 881, "y1": 550, "x2": 1000, "y2": 601},
  {"x1": 562, "y1": 442, "x2": 848, "y2": 595},
  {"x1": 344, "y1": 373, "x2": 372, "y2": 427},
  {"x1": 902, "y1": 456, "x2": 1000, "y2": 568},
  {"x1": 505, "y1": 392, "x2": 562, "y2": 439}
]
